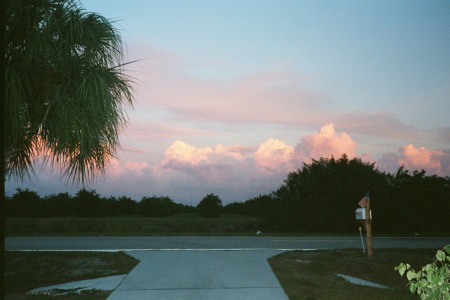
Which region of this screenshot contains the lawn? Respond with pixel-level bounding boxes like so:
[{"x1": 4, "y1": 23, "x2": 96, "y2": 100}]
[
  {"x1": 5, "y1": 251, "x2": 139, "y2": 300},
  {"x1": 268, "y1": 248, "x2": 437, "y2": 300}
]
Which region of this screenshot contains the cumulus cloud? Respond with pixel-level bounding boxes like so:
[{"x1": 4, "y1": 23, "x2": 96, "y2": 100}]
[
  {"x1": 7, "y1": 123, "x2": 450, "y2": 204},
  {"x1": 399, "y1": 144, "x2": 450, "y2": 176},
  {"x1": 214, "y1": 144, "x2": 250, "y2": 161},
  {"x1": 161, "y1": 140, "x2": 214, "y2": 166},
  {"x1": 293, "y1": 123, "x2": 357, "y2": 163},
  {"x1": 377, "y1": 144, "x2": 450, "y2": 176},
  {"x1": 140, "y1": 124, "x2": 360, "y2": 200},
  {"x1": 158, "y1": 140, "x2": 250, "y2": 186},
  {"x1": 254, "y1": 139, "x2": 294, "y2": 172}
]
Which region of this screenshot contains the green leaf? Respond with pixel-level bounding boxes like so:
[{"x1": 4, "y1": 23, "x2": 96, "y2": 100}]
[
  {"x1": 396, "y1": 263, "x2": 407, "y2": 276},
  {"x1": 443, "y1": 244, "x2": 450, "y2": 255},
  {"x1": 407, "y1": 270, "x2": 417, "y2": 281},
  {"x1": 416, "y1": 279, "x2": 427, "y2": 288},
  {"x1": 436, "y1": 250, "x2": 445, "y2": 262},
  {"x1": 410, "y1": 282, "x2": 417, "y2": 293}
]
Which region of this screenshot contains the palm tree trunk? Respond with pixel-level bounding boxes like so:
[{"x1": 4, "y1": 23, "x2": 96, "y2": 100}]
[{"x1": 1, "y1": 0, "x2": 7, "y2": 297}]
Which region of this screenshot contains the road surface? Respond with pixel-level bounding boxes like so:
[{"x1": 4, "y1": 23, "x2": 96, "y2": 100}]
[{"x1": 6, "y1": 236, "x2": 450, "y2": 251}]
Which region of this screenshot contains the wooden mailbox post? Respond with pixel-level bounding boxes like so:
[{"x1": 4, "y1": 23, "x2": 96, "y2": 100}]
[
  {"x1": 356, "y1": 192, "x2": 373, "y2": 257},
  {"x1": 365, "y1": 198, "x2": 373, "y2": 257}
]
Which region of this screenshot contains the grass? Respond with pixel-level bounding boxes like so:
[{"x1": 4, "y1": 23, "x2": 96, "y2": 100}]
[
  {"x1": 268, "y1": 248, "x2": 438, "y2": 300},
  {"x1": 5, "y1": 251, "x2": 139, "y2": 300},
  {"x1": 5, "y1": 214, "x2": 265, "y2": 236}
]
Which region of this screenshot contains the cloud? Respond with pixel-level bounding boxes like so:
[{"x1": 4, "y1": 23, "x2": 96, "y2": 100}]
[
  {"x1": 399, "y1": 144, "x2": 450, "y2": 176},
  {"x1": 143, "y1": 124, "x2": 360, "y2": 200},
  {"x1": 159, "y1": 141, "x2": 250, "y2": 185},
  {"x1": 143, "y1": 70, "x2": 329, "y2": 125},
  {"x1": 161, "y1": 140, "x2": 214, "y2": 166},
  {"x1": 128, "y1": 46, "x2": 445, "y2": 157},
  {"x1": 7, "y1": 123, "x2": 450, "y2": 204},
  {"x1": 293, "y1": 123, "x2": 357, "y2": 163},
  {"x1": 129, "y1": 45, "x2": 444, "y2": 144},
  {"x1": 254, "y1": 139, "x2": 294, "y2": 172},
  {"x1": 105, "y1": 133, "x2": 450, "y2": 204},
  {"x1": 129, "y1": 44, "x2": 331, "y2": 126},
  {"x1": 377, "y1": 144, "x2": 450, "y2": 176},
  {"x1": 214, "y1": 144, "x2": 251, "y2": 161}
]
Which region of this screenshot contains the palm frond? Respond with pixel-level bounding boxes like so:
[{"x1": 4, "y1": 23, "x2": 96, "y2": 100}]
[{"x1": 5, "y1": 0, "x2": 135, "y2": 184}]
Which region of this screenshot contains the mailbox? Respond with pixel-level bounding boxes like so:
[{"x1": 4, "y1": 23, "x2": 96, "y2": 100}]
[{"x1": 355, "y1": 208, "x2": 372, "y2": 220}]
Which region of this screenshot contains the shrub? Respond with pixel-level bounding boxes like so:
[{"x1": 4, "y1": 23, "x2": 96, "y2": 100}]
[
  {"x1": 395, "y1": 244, "x2": 450, "y2": 299},
  {"x1": 139, "y1": 196, "x2": 177, "y2": 218},
  {"x1": 197, "y1": 194, "x2": 222, "y2": 218}
]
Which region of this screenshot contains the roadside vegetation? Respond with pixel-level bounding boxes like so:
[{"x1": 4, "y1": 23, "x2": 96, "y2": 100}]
[
  {"x1": 6, "y1": 155, "x2": 450, "y2": 236},
  {"x1": 6, "y1": 214, "x2": 263, "y2": 236}
]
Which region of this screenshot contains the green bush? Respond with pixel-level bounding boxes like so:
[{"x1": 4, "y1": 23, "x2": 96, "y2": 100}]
[
  {"x1": 395, "y1": 244, "x2": 450, "y2": 299},
  {"x1": 197, "y1": 194, "x2": 222, "y2": 218}
]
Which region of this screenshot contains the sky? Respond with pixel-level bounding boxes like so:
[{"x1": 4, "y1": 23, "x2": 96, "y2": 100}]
[{"x1": 6, "y1": 0, "x2": 450, "y2": 204}]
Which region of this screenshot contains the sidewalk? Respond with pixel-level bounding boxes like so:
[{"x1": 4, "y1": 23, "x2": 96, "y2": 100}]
[{"x1": 107, "y1": 250, "x2": 288, "y2": 300}]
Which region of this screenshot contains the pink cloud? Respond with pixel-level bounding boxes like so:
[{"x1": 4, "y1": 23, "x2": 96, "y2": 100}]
[
  {"x1": 214, "y1": 144, "x2": 250, "y2": 161},
  {"x1": 105, "y1": 158, "x2": 153, "y2": 178},
  {"x1": 334, "y1": 112, "x2": 418, "y2": 139},
  {"x1": 124, "y1": 161, "x2": 151, "y2": 174},
  {"x1": 156, "y1": 141, "x2": 253, "y2": 188},
  {"x1": 100, "y1": 124, "x2": 378, "y2": 202},
  {"x1": 254, "y1": 139, "x2": 294, "y2": 172},
  {"x1": 145, "y1": 71, "x2": 326, "y2": 125},
  {"x1": 129, "y1": 44, "x2": 330, "y2": 126},
  {"x1": 9, "y1": 122, "x2": 449, "y2": 204},
  {"x1": 376, "y1": 145, "x2": 450, "y2": 176},
  {"x1": 124, "y1": 118, "x2": 219, "y2": 141},
  {"x1": 294, "y1": 123, "x2": 357, "y2": 163},
  {"x1": 398, "y1": 144, "x2": 450, "y2": 176},
  {"x1": 106, "y1": 158, "x2": 124, "y2": 177},
  {"x1": 161, "y1": 140, "x2": 214, "y2": 166},
  {"x1": 123, "y1": 44, "x2": 449, "y2": 153}
]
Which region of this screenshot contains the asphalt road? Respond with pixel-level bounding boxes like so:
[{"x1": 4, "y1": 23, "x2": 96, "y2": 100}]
[{"x1": 5, "y1": 236, "x2": 450, "y2": 251}]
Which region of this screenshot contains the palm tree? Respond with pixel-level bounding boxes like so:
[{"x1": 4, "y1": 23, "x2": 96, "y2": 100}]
[{"x1": 5, "y1": 0, "x2": 135, "y2": 183}]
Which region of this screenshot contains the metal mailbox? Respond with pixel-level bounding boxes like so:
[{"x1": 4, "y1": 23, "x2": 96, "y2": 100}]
[{"x1": 355, "y1": 208, "x2": 371, "y2": 220}]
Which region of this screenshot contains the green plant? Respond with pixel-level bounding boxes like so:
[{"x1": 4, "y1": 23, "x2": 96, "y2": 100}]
[
  {"x1": 395, "y1": 245, "x2": 450, "y2": 299},
  {"x1": 197, "y1": 194, "x2": 222, "y2": 218}
]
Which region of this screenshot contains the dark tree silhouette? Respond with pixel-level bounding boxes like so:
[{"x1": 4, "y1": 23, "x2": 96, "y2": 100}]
[{"x1": 197, "y1": 194, "x2": 222, "y2": 218}]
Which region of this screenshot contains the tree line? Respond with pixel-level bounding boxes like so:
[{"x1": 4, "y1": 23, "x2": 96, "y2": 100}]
[
  {"x1": 224, "y1": 155, "x2": 450, "y2": 235},
  {"x1": 5, "y1": 189, "x2": 225, "y2": 219},
  {"x1": 6, "y1": 154, "x2": 450, "y2": 234},
  {"x1": 5, "y1": 189, "x2": 194, "y2": 218}
]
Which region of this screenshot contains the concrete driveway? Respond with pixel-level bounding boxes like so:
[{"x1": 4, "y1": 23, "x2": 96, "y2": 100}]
[
  {"x1": 107, "y1": 250, "x2": 288, "y2": 300},
  {"x1": 8, "y1": 236, "x2": 450, "y2": 299}
]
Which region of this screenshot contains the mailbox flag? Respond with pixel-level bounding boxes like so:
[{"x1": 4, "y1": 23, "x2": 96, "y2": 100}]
[{"x1": 358, "y1": 192, "x2": 370, "y2": 208}]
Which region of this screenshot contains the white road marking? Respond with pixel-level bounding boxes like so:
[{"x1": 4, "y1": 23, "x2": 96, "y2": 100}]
[{"x1": 11, "y1": 248, "x2": 318, "y2": 252}]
